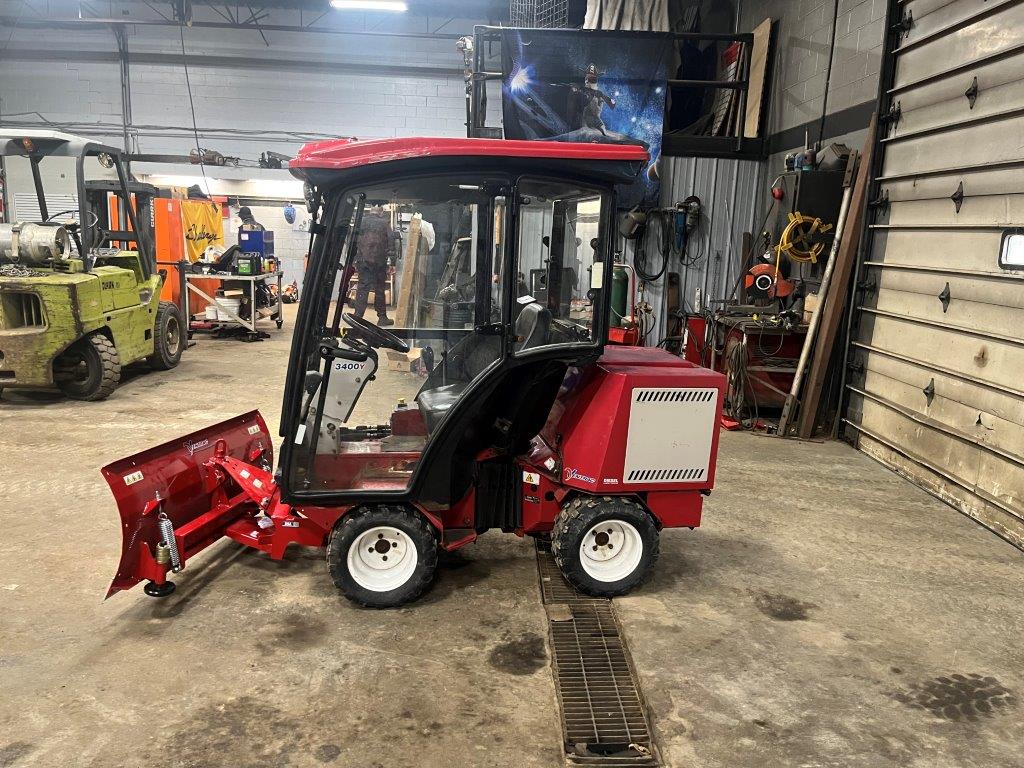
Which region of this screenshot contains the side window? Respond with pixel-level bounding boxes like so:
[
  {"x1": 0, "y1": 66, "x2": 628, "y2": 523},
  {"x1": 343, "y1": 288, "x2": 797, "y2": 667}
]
[
  {"x1": 999, "y1": 228, "x2": 1024, "y2": 269},
  {"x1": 514, "y1": 180, "x2": 605, "y2": 353}
]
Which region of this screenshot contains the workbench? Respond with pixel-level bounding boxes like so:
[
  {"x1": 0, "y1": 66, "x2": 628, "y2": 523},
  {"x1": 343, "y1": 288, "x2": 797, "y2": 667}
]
[{"x1": 184, "y1": 271, "x2": 284, "y2": 342}]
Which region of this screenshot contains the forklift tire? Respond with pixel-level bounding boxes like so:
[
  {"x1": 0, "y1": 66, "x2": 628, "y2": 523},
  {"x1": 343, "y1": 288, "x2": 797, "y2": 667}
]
[
  {"x1": 327, "y1": 505, "x2": 438, "y2": 608},
  {"x1": 55, "y1": 333, "x2": 121, "y2": 401},
  {"x1": 551, "y1": 496, "x2": 659, "y2": 598},
  {"x1": 148, "y1": 301, "x2": 184, "y2": 370}
]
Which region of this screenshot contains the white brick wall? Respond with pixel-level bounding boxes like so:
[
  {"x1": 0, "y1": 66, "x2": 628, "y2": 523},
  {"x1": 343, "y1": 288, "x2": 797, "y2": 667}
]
[
  {"x1": 742, "y1": 0, "x2": 886, "y2": 142},
  {"x1": 0, "y1": 15, "x2": 490, "y2": 176}
]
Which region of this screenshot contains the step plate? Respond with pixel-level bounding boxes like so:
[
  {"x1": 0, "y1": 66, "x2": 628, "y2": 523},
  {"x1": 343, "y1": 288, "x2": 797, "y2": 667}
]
[{"x1": 536, "y1": 549, "x2": 659, "y2": 766}]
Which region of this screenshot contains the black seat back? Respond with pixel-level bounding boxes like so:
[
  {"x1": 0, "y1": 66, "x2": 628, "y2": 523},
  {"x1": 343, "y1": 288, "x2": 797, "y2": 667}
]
[{"x1": 514, "y1": 302, "x2": 551, "y2": 352}]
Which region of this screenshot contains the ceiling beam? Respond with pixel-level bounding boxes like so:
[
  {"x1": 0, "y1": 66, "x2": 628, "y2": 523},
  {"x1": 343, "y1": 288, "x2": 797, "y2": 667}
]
[
  {"x1": 0, "y1": 13, "x2": 471, "y2": 40},
  {"x1": 0, "y1": 45, "x2": 463, "y2": 77}
]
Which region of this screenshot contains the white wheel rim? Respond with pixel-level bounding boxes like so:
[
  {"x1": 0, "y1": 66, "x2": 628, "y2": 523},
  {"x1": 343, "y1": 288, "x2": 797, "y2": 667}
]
[
  {"x1": 579, "y1": 519, "x2": 644, "y2": 583},
  {"x1": 347, "y1": 526, "x2": 418, "y2": 592}
]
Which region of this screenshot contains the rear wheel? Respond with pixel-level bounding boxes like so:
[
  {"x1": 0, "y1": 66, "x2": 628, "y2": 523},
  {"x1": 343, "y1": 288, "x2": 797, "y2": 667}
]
[
  {"x1": 148, "y1": 301, "x2": 184, "y2": 370},
  {"x1": 55, "y1": 332, "x2": 120, "y2": 401},
  {"x1": 327, "y1": 505, "x2": 438, "y2": 608},
  {"x1": 551, "y1": 495, "x2": 659, "y2": 597}
]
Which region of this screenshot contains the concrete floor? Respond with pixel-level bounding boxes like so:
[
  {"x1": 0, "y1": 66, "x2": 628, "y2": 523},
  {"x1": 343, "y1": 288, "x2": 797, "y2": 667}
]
[{"x1": 1, "y1": 305, "x2": 1021, "y2": 768}]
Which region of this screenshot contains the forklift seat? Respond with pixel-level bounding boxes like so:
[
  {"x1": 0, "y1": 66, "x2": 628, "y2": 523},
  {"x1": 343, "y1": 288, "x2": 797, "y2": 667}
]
[{"x1": 416, "y1": 304, "x2": 550, "y2": 432}]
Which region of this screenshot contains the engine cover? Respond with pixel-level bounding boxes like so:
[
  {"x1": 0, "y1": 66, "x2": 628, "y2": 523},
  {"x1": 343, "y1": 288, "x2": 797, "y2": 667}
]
[{"x1": 551, "y1": 346, "x2": 726, "y2": 494}]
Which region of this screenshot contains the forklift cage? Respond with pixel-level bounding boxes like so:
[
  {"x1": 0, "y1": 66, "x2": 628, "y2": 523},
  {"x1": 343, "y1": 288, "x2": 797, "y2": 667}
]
[{"x1": 0, "y1": 129, "x2": 154, "y2": 277}]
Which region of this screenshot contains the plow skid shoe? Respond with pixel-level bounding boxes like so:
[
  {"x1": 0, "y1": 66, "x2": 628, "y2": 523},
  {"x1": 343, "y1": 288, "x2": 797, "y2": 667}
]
[{"x1": 101, "y1": 410, "x2": 272, "y2": 598}]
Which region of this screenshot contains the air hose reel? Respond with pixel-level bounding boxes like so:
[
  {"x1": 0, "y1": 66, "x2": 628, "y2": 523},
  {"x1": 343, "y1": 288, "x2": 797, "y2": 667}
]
[{"x1": 775, "y1": 211, "x2": 834, "y2": 263}]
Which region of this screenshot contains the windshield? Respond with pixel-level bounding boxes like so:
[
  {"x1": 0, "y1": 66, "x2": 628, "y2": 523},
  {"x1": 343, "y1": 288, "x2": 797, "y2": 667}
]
[{"x1": 287, "y1": 173, "x2": 508, "y2": 494}]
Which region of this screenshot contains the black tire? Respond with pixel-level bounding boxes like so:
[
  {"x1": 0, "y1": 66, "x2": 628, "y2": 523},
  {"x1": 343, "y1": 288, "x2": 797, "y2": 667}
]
[
  {"x1": 326, "y1": 505, "x2": 438, "y2": 608},
  {"x1": 148, "y1": 301, "x2": 184, "y2": 370},
  {"x1": 55, "y1": 332, "x2": 121, "y2": 401},
  {"x1": 551, "y1": 495, "x2": 659, "y2": 597}
]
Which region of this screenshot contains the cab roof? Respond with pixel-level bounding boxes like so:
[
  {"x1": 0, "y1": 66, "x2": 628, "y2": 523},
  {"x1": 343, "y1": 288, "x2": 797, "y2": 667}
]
[{"x1": 289, "y1": 136, "x2": 649, "y2": 178}]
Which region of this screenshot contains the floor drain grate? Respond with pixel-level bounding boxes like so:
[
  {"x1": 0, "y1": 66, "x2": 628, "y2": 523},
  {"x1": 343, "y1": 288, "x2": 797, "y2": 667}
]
[{"x1": 536, "y1": 548, "x2": 658, "y2": 766}]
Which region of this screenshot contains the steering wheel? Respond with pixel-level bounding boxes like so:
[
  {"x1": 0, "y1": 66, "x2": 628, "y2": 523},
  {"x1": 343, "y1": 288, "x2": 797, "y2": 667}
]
[{"x1": 343, "y1": 313, "x2": 409, "y2": 353}]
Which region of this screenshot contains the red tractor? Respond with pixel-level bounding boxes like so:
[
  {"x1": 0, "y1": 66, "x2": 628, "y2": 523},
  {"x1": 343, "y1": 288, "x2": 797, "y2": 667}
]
[{"x1": 103, "y1": 137, "x2": 725, "y2": 607}]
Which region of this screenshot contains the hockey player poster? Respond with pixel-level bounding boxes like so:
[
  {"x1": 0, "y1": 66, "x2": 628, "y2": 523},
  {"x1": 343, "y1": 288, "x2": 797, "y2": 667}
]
[{"x1": 501, "y1": 29, "x2": 674, "y2": 208}]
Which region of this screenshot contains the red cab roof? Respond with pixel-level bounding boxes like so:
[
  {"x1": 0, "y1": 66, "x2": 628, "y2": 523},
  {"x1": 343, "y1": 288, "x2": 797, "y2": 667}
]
[{"x1": 290, "y1": 136, "x2": 650, "y2": 172}]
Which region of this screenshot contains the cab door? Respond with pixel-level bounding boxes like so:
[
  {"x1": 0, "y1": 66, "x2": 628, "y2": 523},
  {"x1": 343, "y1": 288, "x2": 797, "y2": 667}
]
[{"x1": 279, "y1": 174, "x2": 510, "y2": 502}]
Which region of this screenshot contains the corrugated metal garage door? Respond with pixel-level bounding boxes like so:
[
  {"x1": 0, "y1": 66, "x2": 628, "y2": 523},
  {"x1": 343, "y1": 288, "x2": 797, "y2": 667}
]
[{"x1": 844, "y1": 0, "x2": 1024, "y2": 549}]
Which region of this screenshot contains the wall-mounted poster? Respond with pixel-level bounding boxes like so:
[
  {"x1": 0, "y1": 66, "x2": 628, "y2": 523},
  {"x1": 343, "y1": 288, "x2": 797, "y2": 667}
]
[{"x1": 501, "y1": 29, "x2": 674, "y2": 209}]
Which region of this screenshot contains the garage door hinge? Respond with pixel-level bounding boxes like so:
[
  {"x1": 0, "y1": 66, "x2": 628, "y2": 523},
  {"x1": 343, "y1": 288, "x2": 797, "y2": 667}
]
[
  {"x1": 923, "y1": 378, "x2": 935, "y2": 406},
  {"x1": 879, "y1": 101, "x2": 901, "y2": 133},
  {"x1": 964, "y1": 77, "x2": 979, "y2": 109},
  {"x1": 867, "y1": 190, "x2": 889, "y2": 213},
  {"x1": 950, "y1": 182, "x2": 965, "y2": 213},
  {"x1": 891, "y1": 9, "x2": 913, "y2": 40},
  {"x1": 938, "y1": 282, "x2": 951, "y2": 313}
]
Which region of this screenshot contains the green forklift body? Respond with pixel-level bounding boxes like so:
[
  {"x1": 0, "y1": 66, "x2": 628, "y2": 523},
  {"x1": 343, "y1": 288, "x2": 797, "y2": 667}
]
[{"x1": 0, "y1": 252, "x2": 162, "y2": 388}]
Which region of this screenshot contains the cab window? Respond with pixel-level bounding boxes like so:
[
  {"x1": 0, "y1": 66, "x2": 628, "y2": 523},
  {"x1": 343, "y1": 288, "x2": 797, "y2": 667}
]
[{"x1": 514, "y1": 179, "x2": 606, "y2": 354}]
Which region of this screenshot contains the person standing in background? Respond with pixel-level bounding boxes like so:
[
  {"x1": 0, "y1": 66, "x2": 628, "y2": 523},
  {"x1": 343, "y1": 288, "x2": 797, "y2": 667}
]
[
  {"x1": 353, "y1": 205, "x2": 398, "y2": 326},
  {"x1": 237, "y1": 206, "x2": 265, "y2": 243}
]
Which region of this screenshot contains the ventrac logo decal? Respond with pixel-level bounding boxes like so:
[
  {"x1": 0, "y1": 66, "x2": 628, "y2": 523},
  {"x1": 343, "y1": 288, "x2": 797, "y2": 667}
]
[
  {"x1": 184, "y1": 438, "x2": 210, "y2": 456},
  {"x1": 564, "y1": 467, "x2": 597, "y2": 485}
]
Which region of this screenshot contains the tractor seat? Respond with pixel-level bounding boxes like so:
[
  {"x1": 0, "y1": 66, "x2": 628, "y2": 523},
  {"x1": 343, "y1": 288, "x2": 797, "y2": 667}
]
[
  {"x1": 416, "y1": 383, "x2": 466, "y2": 432},
  {"x1": 415, "y1": 305, "x2": 550, "y2": 432}
]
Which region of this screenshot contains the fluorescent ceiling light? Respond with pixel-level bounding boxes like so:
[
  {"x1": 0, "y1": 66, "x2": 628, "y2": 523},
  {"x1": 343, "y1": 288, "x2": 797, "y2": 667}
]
[{"x1": 330, "y1": 0, "x2": 408, "y2": 10}]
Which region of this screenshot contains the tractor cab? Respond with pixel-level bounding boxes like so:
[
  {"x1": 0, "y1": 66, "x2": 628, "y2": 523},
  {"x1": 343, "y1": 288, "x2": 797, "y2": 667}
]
[{"x1": 282, "y1": 137, "x2": 646, "y2": 507}]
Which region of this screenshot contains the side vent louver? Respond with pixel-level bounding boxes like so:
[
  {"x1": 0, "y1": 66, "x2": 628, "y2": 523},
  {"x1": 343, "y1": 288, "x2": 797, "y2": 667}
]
[
  {"x1": 634, "y1": 388, "x2": 715, "y2": 403},
  {"x1": 626, "y1": 467, "x2": 706, "y2": 483}
]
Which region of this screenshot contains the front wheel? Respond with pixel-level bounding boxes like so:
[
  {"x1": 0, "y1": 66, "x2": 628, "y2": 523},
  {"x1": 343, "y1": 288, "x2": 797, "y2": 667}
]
[
  {"x1": 326, "y1": 505, "x2": 438, "y2": 608},
  {"x1": 148, "y1": 301, "x2": 184, "y2": 370},
  {"x1": 551, "y1": 496, "x2": 659, "y2": 597}
]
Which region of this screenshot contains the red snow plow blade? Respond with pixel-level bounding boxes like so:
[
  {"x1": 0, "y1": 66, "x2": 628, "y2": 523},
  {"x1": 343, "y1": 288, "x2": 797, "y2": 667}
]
[{"x1": 101, "y1": 411, "x2": 273, "y2": 598}]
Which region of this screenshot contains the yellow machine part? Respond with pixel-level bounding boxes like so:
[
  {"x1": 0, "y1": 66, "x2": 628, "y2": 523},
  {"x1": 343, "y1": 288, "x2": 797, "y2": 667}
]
[{"x1": 775, "y1": 211, "x2": 834, "y2": 263}]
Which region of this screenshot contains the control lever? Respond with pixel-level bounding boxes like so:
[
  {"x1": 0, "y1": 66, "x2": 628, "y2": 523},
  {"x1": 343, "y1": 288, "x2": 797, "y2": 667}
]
[{"x1": 299, "y1": 370, "x2": 324, "y2": 424}]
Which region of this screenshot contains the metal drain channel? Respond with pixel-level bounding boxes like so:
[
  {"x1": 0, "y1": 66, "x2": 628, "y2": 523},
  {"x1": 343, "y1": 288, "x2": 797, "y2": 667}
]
[{"x1": 536, "y1": 549, "x2": 658, "y2": 766}]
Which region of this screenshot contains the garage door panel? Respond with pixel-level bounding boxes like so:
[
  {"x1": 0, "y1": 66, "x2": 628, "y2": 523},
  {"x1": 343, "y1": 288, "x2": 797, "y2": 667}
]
[
  {"x1": 882, "y1": 193, "x2": 1024, "y2": 227},
  {"x1": 855, "y1": 397, "x2": 1024, "y2": 516},
  {"x1": 892, "y1": 69, "x2": 1024, "y2": 149},
  {"x1": 853, "y1": 431, "x2": 1024, "y2": 549},
  {"x1": 854, "y1": 314, "x2": 1024, "y2": 412},
  {"x1": 901, "y1": 0, "x2": 1004, "y2": 43},
  {"x1": 859, "y1": 365, "x2": 1024, "y2": 457},
  {"x1": 893, "y1": 2, "x2": 1024, "y2": 87},
  {"x1": 871, "y1": 285, "x2": 1023, "y2": 334},
  {"x1": 881, "y1": 165, "x2": 1024, "y2": 200},
  {"x1": 874, "y1": 267, "x2": 1024, "y2": 311},
  {"x1": 866, "y1": 229, "x2": 1010, "y2": 273},
  {"x1": 857, "y1": 346, "x2": 1024, "y2": 426},
  {"x1": 892, "y1": 49, "x2": 1024, "y2": 113},
  {"x1": 880, "y1": 116, "x2": 1024, "y2": 177}
]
